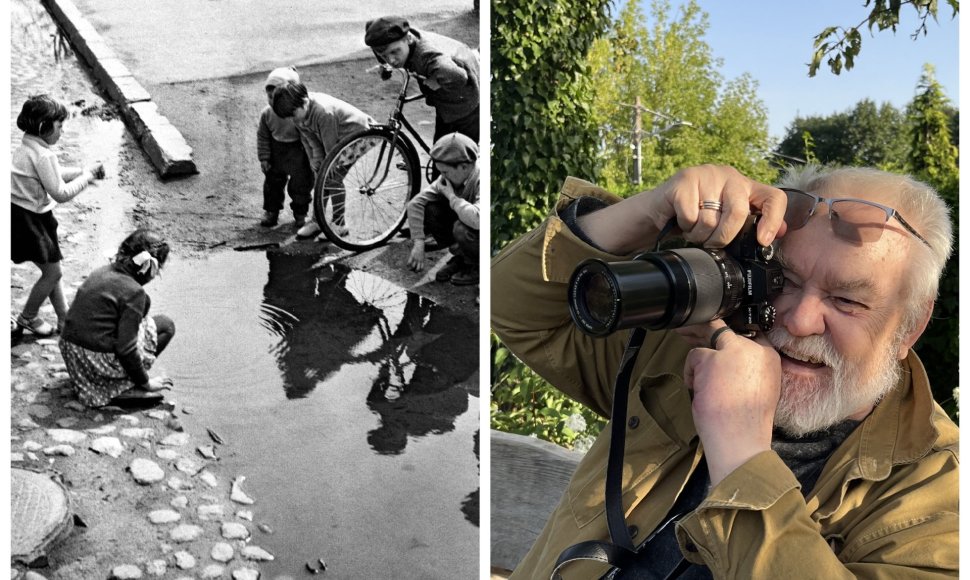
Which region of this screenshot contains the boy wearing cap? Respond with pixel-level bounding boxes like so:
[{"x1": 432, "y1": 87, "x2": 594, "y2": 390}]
[
  {"x1": 272, "y1": 81, "x2": 374, "y2": 239},
  {"x1": 364, "y1": 16, "x2": 480, "y2": 146},
  {"x1": 256, "y1": 67, "x2": 314, "y2": 229},
  {"x1": 405, "y1": 132, "x2": 480, "y2": 285}
]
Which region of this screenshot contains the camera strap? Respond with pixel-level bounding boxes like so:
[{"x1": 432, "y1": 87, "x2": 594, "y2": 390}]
[{"x1": 551, "y1": 327, "x2": 647, "y2": 579}]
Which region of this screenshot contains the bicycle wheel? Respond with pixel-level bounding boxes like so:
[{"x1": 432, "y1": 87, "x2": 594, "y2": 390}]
[{"x1": 313, "y1": 128, "x2": 421, "y2": 251}]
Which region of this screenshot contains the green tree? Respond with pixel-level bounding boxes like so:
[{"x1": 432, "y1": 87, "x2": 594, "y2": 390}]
[
  {"x1": 775, "y1": 99, "x2": 909, "y2": 169},
  {"x1": 810, "y1": 0, "x2": 960, "y2": 76},
  {"x1": 906, "y1": 63, "x2": 959, "y2": 419},
  {"x1": 490, "y1": 0, "x2": 612, "y2": 447},
  {"x1": 589, "y1": 0, "x2": 775, "y2": 196},
  {"x1": 491, "y1": 0, "x2": 611, "y2": 250}
]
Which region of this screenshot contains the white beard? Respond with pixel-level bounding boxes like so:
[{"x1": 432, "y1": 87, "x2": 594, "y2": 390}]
[{"x1": 766, "y1": 327, "x2": 903, "y2": 437}]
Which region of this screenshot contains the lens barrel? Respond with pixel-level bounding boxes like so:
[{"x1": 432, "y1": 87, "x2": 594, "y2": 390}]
[{"x1": 567, "y1": 248, "x2": 743, "y2": 337}]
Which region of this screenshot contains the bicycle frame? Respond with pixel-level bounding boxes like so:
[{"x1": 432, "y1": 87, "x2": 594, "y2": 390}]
[{"x1": 360, "y1": 69, "x2": 431, "y2": 192}]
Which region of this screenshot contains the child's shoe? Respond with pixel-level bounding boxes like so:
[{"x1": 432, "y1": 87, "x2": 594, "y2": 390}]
[
  {"x1": 297, "y1": 221, "x2": 322, "y2": 239},
  {"x1": 435, "y1": 256, "x2": 465, "y2": 282},
  {"x1": 16, "y1": 314, "x2": 54, "y2": 337},
  {"x1": 260, "y1": 211, "x2": 279, "y2": 227},
  {"x1": 450, "y1": 265, "x2": 479, "y2": 286}
]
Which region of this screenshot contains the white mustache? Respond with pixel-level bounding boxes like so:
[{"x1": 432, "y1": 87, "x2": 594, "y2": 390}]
[{"x1": 766, "y1": 327, "x2": 843, "y2": 371}]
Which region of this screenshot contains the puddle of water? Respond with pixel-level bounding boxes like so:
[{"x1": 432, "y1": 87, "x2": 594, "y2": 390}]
[{"x1": 150, "y1": 250, "x2": 479, "y2": 578}]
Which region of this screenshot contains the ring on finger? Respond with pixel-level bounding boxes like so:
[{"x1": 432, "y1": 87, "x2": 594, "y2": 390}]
[
  {"x1": 699, "y1": 200, "x2": 723, "y2": 211},
  {"x1": 709, "y1": 326, "x2": 733, "y2": 350}
]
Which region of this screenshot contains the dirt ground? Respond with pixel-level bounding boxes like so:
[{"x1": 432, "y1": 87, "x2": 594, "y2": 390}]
[{"x1": 11, "y1": 9, "x2": 480, "y2": 579}]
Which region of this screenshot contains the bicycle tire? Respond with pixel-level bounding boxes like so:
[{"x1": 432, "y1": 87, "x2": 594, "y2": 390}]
[{"x1": 313, "y1": 128, "x2": 421, "y2": 251}]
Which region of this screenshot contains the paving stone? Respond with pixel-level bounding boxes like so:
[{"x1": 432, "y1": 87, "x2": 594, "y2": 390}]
[
  {"x1": 210, "y1": 542, "x2": 234, "y2": 563},
  {"x1": 130, "y1": 458, "x2": 165, "y2": 484}
]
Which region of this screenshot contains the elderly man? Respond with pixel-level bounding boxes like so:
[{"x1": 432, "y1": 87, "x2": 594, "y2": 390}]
[{"x1": 491, "y1": 164, "x2": 957, "y2": 579}]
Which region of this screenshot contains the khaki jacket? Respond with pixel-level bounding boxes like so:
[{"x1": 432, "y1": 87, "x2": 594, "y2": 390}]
[{"x1": 491, "y1": 178, "x2": 959, "y2": 579}]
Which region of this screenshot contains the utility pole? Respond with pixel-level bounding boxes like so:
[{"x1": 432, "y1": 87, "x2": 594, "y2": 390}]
[{"x1": 621, "y1": 100, "x2": 693, "y2": 186}]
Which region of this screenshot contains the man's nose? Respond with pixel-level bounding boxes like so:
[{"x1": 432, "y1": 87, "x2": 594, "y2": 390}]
[{"x1": 780, "y1": 293, "x2": 826, "y2": 337}]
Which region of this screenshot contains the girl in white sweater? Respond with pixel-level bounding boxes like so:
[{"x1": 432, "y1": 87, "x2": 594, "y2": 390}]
[{"x1": 11, "y1": 94, "x2": 104, "y2": 336}]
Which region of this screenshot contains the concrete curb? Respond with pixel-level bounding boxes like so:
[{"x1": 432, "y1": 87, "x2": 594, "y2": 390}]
[{"x1": 41, "y1": 0, "x2": 198, "y2": 178}]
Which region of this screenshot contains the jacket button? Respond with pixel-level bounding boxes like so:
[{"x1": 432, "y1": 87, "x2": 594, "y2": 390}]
[
  {"x1": 628, "y1": 525, "x2": 638, "y2": 538},
  {"x1": 628, "y1": 416, "x2": 640, "y2": 429}
]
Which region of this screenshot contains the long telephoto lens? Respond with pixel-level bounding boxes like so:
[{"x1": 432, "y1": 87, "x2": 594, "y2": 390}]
[{"x1": 567, "y1": 248, "x2": 743, "y2": 337}]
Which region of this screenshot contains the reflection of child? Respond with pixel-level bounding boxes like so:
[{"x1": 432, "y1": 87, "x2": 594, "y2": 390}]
[
  {"x1": 257, "y1": 67, "x2": 314, "y2": 229},
  {"x1": 405, "y1": 133, "x2": 480, "y2": 285},
  {"x1": 11, "y1": 94, "x2": 104, "y2": 336},
  {"x1": 59, "y1": 230, "x2": 176, "y2": 407},
  {"x1": 272, "y1": 81, "x2": 374, "y2": 239},
  {"x1": 364, "y1": 17, "x2": 480, "y2": 143}
]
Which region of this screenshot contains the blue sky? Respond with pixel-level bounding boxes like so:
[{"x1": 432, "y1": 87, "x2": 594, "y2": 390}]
[{"x1": 629, "y1": 0, "x2": 960, "y2": 140}]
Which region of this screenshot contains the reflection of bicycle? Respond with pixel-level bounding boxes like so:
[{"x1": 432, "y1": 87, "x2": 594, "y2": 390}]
[{"x1": 313, "y1": 68, "x2": 431, "y2": 251}]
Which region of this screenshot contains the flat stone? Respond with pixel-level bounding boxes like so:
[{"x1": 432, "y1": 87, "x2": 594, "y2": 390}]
[
  {"x1": 199, "y1": 471, "x2": 219, "y2": 487},
  {"x1": 156, "y1": 448, "x2": 179, "y2": 460},
  {"x1": 65, "y1": 401, "x2": 87, "y2": 412},
  {"x1": 118, "y1": 415, "x2": 140, "y2": 425},
  {"x1": 210, "y1": 542, "x2": 234, "y2": 562},
  {"x1": 11, "y1": 452, "x2": 24, "y2": 462},
  {"x1": 200, "y1": 564, "x2": 225, "y2": 579},
  {"x1": 27, "y1": 405, "x2": 51, "y2": 419},
  {"x1": 145, "y1": 559, "x2": 167, "y2": 576},
  {"x1": 121, "y1": 427, "x2": 155, "y2": 440},
  {"x1": 197, "y1": 445, "x2": 217, "y2": 459},
  {"x1": 174, "y1": 550, "x2": 196, "y2": 569},
  {"x1": 43, "y1": 445, "x2": 75, "y2": 456},
  {"x1": 17, "y1": 417, "x2": 40, "y2": 430},
  {"x1": 130, "y1": 458, "x2": 165, "y2": 484},
  {"x1": 24, "y1": 571, "x2": 49, "y2": 580},
  {"x1": 23, "y1": 440, "x2": 43, "y2": 451},
  {"x1": 109, "y1": 564, "x2": 143, "y2": 579},
  {"x1": 86, "y1": 425, "x2": 116, "y2": 435},
  {"x1": 236, "y1": 510, "x2": 253, "y2": 521},
  {"x1": 242, "y1": 546, "x2": 274, "y2": 561},
  {"x1": 90, "y1": 436, "x2": 124, "y2": 458},
  {"x1": 160, "y1": 433, "x2": 190, "y2": 447},
  {"x1": 148, "y1": 509, "x2": 181, "y2": 524},
  {"x1": 232, "y1": 569, "x2": 260, "y2": 580},
  {"x1": 221, "y1": 522, "x2": 250, "y2": 540},
  {"x1": 170, "y1": 495, "x2": 189, "y2": 509},
  {"x1": 147, "y1": 410, "x2": 171, "y2": 420},
  {"x1": 47, "y1": 429, "x2": 86, "y2": 444},
  {"x1": 26, "y1": 452, "x2": 39, "y2": 461},
  {"x1": 176, "y1": 458, "x2": 201, "y2": 475},
  {"x1": 54, "y1": 417, "x2": 79, "y2": 429},
  {"x1": 167, "y1": 477, "x2": 194, "y2": 491},
  {"x1": 169, "y1": 524, "x2": 204, "y2": 543},
  {"x1": 231, "y1": 476, "x2": 255, "y2": 505},
  {"x1": 197, "y1": 504, "x2": 225, "y2": 521}
]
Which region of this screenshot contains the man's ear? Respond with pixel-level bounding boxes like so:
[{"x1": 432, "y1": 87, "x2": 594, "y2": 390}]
[{"x1": 898, "y1": 300, "x2": 934, "y2": 359}]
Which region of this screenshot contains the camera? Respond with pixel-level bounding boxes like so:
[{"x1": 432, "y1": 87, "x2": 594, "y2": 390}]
[{"x1": 567, "y1": 215, "x2": 785, "y2": 337}]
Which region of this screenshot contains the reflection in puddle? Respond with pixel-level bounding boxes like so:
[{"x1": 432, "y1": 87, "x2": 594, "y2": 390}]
[{"x1": 150, "y1": 250, "x2": 479, "y2": 577}]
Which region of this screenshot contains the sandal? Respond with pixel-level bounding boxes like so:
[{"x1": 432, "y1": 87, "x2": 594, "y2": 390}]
[{"x1": 16, "y1": 314, "x2": 54, "y2": 337}]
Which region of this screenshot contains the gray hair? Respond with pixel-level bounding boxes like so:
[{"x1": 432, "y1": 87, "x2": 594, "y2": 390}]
[{"x1": 776, "y1": 164, "x2": 953, "y2": 333}]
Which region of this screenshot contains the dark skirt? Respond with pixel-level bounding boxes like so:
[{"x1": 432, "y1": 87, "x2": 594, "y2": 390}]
[{"x1": 11, "y1": 204, "x2": 62, "y2": 264}]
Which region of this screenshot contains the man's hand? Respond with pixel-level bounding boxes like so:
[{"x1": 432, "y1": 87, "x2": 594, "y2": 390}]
[
  {"x1": 260, "y1": 161, "x2": 271, "y2": 173},
  {"x1": 407, "y1": 241, "x2": 426, "y2": 272},
  {"x1": 420, "y1": 74, "x2": 441, "y2": 91},
  {"x1": 682, "y1": 322, "x2": 781, "y2": 487},
  {"x1": 577, "y1": 165, "x2": 788, "y2": 255}
]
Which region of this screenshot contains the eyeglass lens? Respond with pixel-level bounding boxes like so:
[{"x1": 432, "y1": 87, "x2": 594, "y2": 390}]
[{"x1": 783, "y1": 189, "x2": 894, "y2": 244}]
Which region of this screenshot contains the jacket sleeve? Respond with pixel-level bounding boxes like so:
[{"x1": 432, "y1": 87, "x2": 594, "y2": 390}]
[
  {"x1": 449, "y1": 174, "x2": 479, "y2": 230},
  {"x1": 257, "y1": 109, "x2": 272, "y2": 163},
  {"x1": 298, "y1": 124, "x2": 326, "y2": 175},
  {"x1": 675, "y1": 449, "x2": 959, "y2": 578},
  {"x1": 114, "y1": 294, "x2": 150, "y2": 386},
  {"x1": 490, "y1": 179, "x2": 676, "y2": 417},
  {"x1": 36, "y1": 152, "x2": 93, "y2": 203}
]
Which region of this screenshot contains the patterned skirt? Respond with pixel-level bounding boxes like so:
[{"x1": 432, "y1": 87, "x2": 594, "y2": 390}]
[{"x1": 59, "y1": 317, "x2": 158, "y2": 408}]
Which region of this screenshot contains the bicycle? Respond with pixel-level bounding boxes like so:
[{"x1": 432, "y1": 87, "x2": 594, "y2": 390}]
[{"x1": 312, "y1": 68, "x2": 433, "y2": 251}]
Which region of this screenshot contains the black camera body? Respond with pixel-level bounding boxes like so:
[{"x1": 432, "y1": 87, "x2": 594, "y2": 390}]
[{"x1": 568, "y1": 215, "x2": 785, "y2": 337}]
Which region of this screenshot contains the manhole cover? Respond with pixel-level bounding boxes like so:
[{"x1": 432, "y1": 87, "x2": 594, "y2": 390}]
[{"x1": 11, "y1": 468, "x2": 73, "y2": 565}]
